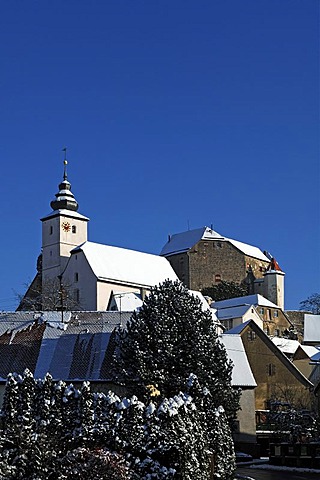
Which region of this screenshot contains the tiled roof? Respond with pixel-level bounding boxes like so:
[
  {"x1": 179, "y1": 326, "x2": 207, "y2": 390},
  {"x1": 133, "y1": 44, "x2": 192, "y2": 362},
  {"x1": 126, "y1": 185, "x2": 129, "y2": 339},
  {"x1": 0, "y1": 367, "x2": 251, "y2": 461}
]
[{"x1": 0, "y1": 311, "x2": 131, "y2": 382}]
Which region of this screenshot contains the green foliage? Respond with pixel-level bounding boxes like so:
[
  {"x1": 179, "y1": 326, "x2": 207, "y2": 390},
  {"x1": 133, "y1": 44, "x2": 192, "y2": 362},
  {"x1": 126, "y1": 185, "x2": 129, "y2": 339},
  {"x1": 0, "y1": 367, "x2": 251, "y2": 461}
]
[
  {"x1": 201, "y1": 280, "x2": 249, "y2": 302},
  {"x1": 299, "y1": 293, "x2": 320, "y2": 314},
  {"x1": 0, "y1": 370, "x2": 222, "y2": 480},
  {"x1": 113, "y1": 280, "x2": 239, "y2": 478},
  {"x1": 114, "y1": 280, "x2": 239, "y2": 422}
]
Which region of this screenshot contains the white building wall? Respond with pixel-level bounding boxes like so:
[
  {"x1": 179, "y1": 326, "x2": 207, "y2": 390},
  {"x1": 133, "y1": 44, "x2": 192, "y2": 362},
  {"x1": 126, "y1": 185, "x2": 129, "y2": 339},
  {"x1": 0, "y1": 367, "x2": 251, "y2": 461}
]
[{"x1": 63, "y1": 251, "x2": 97, "y2": 310}]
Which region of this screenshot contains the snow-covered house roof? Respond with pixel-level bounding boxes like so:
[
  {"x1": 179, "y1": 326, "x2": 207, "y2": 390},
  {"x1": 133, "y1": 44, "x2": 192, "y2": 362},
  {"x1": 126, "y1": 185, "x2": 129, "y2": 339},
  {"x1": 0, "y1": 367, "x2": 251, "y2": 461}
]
[
  {"x1": 108, "y1": 291, "x2": 143, "y2": 312},
  {"x1": 73, "y1": 241, "x2": 178, "y2": 288},
  {"x1": 0, "y1": 311, "x2": 132, "y2": 382},
  {"x1": 160, "y1": 226, "x2": 269, "y2": 262},
  {"x1": 215, "y1": 305, "x2": 253, "y2": 320},
  {"x1": 271, "y1": 337, "x2": 301, "y2": 355},
  {"x1": 304, "y1": 314, "x2": 320, "y2": 343},
  {"x1": 300, "y1": 345, "x2": 320, "y2": 359},
  {"x1": 212, "y1": 294, "x2": 279, "y2": 310},
  {"x1": 225, "y1": 320, "x2": 313, "y2": 388},
  {"x1": 219, "y1": 334, "x2": 256, "y2": 387}
]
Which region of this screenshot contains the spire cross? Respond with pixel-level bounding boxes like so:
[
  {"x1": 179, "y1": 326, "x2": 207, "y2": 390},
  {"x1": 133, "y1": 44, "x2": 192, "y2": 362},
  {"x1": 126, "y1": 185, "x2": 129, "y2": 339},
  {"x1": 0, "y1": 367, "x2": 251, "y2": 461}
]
[{"x1": 62, "y1": 147, "x2": 68, "y2": 180}]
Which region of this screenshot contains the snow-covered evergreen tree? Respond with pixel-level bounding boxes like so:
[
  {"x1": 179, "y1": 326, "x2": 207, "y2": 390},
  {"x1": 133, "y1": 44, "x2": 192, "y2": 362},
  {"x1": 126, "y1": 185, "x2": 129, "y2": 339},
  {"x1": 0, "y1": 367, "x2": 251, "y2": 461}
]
[{"x1": 113, "y1": 279, "x2": 240, "y2": 479}]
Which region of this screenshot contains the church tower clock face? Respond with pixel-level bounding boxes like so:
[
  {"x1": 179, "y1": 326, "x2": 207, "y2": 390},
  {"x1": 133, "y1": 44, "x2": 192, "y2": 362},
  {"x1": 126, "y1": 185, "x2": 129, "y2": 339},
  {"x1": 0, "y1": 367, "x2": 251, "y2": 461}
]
[
  {"x1": 62, "y1": 221, "x2": 71, "y2": 232},
  {"x1": 41, "y1": 156, "x2": 89, "y2": 279}
]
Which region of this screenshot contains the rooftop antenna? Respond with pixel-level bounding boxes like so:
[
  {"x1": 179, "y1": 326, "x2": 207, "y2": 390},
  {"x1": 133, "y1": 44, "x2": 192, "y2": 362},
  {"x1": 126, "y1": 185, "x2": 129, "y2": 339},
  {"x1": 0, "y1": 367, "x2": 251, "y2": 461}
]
[{"x1": 62, "y1": 147, "x2": 68, "y2": 180}]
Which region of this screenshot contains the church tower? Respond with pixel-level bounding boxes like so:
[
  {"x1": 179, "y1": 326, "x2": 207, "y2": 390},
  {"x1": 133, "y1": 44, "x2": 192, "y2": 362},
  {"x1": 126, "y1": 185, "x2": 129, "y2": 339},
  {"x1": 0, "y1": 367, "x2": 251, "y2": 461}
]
[{"x1": 40, "y1": 159, "x2": 89, "y2": 284}]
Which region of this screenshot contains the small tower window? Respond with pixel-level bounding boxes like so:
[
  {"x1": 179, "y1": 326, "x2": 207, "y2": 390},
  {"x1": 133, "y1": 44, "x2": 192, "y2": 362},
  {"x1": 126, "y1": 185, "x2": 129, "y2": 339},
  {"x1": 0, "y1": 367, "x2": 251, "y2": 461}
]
[
  {"x1": 50, "y1": 225, "x2": 53, "y2": 235},
  {"x1": 72, "y1": 225, "x2": 77, "y2": 234},
  {"x1": 215, "y1": 274, "x2": 221, "y2": 283},
  {"x1": 74, "y1": 272, "x2": 79, "y2": 282}
]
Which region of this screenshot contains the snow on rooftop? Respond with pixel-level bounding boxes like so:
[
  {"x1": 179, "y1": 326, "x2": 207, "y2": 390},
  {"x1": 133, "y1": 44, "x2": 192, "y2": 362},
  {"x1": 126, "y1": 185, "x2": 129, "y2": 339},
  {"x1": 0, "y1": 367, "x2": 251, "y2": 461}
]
[
  {"x1": 304, "y1": 314, "x2": 320, "y2": 343},
  {"x1": 160, "y1": 226, "x2": 269, "y2": 262},
  {"x1": 212, "y1": 294, "x2": 279, "y2": 310},
  {"x1": 271, "y1": 337, "x2": 300, "y2": 355},
  {"x1": 111, "y1": 291, "x2": 143, "y2": 312},
  {"x1": 219, "y1": 334, "x2": 256, "y2": 387},
  {"x1": 160, "y1": 227, "x2": 223, "y2": 256},
  {"x1": 215, "y1": 305, "x2": 252, "y2": 320},
  {"x1": 227, "y1": 238, "x2": 269, "y2": 262},
  {"x1": 224, "y1": 320, "x2": 251, "y2": 335},
  {"x1": 300, "y1": 344, "x2": 320, "y2": 358},
  {"x1": 41, "y1": 209, "x2": 89, "y2": 221},
  {"x1": 189, "y1": 290, "x2": 218, "y2": 322},
  {"x1": 75, "y1": 241, "x2": 178, "y2": 287}
]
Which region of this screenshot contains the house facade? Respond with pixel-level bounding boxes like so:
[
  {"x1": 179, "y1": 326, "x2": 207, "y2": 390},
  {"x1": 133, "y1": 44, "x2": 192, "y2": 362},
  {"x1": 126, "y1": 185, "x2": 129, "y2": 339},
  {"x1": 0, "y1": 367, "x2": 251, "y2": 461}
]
[
  {"x1": 212, "y1": 294, "x2": 294, "y2": 338},
  {"x1": 225, "y1": 321, "x2": 314, "y2": 412}
]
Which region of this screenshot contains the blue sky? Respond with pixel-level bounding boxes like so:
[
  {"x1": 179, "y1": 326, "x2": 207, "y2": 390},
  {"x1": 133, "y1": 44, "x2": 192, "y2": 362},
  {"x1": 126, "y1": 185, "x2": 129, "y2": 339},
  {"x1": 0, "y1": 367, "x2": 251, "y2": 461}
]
[{"x1": 0, "y1": 0, "x2": 318, "y2": 311}]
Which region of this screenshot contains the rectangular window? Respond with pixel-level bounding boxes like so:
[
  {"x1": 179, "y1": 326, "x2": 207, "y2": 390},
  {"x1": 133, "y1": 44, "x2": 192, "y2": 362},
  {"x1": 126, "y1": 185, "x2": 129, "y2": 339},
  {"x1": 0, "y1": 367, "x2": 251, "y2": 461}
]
[
  {"x1": 50, "y1": 225, "x2": 53, "y2": 235},
  {"x1": 259, "y1": 307, "x2": 264, "y2": 315},
  {"x1": 267, "y1": 363, "x2": 276, "y2": 376},
  {"x1": 215, "y1": 274, "x2": 221, "y2": 283},
  {"x1": 74, "y1": 289, "x2": 80, "y2": 303},
  {"x1": 72, "y1": 225, "x2": 77, "y2": 233},
  {"x1": 74, "y1": 272, "x2": 79, "y2": 282},
  {"x1": 273, "y1": 310, "x2": 279, "y2": 318},
  {"x1": 247, "y1": 330, "x2": 256, "y2": 341}
]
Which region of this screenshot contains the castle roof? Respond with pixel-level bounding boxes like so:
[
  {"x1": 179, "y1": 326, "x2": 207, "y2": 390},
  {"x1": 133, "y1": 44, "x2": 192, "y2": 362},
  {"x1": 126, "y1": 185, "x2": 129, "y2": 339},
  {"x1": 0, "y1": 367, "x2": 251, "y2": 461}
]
[
  {"x1": 160, "y1": 226, "x2": 269, "y2": 262},
  {"x1": 72, "y1": 241, "x2": 178, "y2": 288}
]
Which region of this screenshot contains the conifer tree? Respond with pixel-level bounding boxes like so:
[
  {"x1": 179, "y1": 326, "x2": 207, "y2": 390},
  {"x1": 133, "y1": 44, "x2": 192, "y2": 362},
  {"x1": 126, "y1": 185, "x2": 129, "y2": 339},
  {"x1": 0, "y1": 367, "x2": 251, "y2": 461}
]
[
  {"x1": 113, "y1": 280, "x2": 240, "y2": 478},
  {"x1": 114, "y1": 280, "x2": 239, "y2": 422}
]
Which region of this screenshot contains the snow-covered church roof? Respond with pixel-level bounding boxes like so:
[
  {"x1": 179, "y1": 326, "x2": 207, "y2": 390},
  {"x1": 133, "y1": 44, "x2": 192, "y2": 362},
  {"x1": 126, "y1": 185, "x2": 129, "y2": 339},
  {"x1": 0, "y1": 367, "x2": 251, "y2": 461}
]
[
  {"x1": 72, "y1": 241, "x2": 178, "y2": 288},
  {"x1": 160, "y1": 226, "x2": 269, "y2": 262}
]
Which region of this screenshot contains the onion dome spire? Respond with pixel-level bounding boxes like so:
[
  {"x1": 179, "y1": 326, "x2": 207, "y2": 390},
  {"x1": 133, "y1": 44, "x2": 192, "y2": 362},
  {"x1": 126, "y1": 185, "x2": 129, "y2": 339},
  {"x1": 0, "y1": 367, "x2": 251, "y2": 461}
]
[{"x1": 50, "y1": 149, "x2": 79, "y2": 212}]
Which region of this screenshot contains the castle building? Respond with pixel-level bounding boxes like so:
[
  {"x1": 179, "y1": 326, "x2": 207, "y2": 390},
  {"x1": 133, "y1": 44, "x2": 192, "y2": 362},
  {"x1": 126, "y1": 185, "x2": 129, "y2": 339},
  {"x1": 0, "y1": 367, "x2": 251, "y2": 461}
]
[{"x1": 160, "y1": 226, "x2": 285, "y2": 309}]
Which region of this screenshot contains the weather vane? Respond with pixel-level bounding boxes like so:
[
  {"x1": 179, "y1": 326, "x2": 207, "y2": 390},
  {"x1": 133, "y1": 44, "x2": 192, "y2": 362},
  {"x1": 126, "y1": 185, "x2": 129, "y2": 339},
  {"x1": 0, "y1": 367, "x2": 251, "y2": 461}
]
[{"x1": 62, "y1": 147, "x2": 68, "y2": 180}]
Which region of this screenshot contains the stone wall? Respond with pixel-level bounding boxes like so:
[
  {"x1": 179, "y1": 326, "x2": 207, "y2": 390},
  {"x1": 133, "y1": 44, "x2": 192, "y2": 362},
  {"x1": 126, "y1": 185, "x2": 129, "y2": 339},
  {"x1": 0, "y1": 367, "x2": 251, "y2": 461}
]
[{"x1": 166, "y1": 239, "x2": 269, "y2": 292}]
